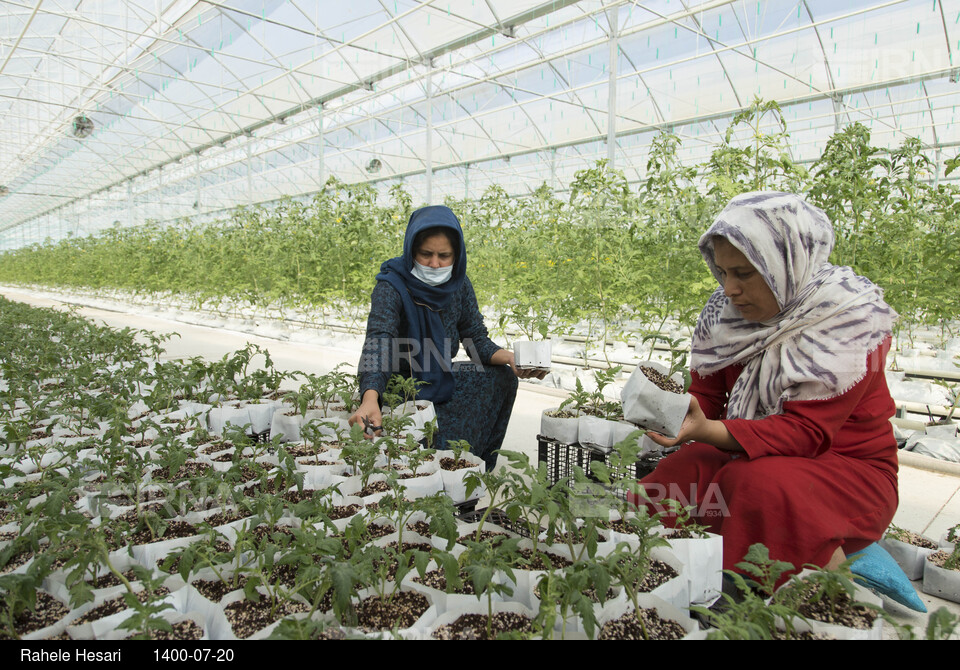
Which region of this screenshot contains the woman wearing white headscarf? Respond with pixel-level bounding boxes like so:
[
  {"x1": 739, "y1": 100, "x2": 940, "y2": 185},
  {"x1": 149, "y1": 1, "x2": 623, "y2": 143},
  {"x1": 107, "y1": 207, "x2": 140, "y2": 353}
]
[{"x1": 636, "y1": 192, "x2": 899, "y2": 575}]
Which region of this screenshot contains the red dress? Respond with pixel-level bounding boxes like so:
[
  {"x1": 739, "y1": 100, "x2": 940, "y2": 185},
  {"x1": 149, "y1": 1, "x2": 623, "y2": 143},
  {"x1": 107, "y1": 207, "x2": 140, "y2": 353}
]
[{"x1": 633, "y1": 338, "x2": 899, "y2": 573}]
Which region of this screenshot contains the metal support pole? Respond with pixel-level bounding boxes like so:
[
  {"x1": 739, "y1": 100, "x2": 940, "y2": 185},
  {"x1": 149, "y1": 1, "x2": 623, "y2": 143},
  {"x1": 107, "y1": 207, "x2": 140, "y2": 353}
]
[
  {"x1": 464, "y1": 163, "x2": 469, "y2": 201},
  {"x1": 607, "y1": 5, "x2": 619, "y2": 167},
  {"x1": 317, "y1": 105, "x2": 325, "y2": 190},
  {"x1": 426, "y1": 66, "x2": 433, "y2": 204},
  {"x1": 936, "y1": 148, "x2": 942, "y2": 187},
  {"x1": 195, "y1": 152, "x2": 201, "y2": 212},
  {"x1": 550, "y1": 148, "x2": 557, "y2": 192},
  {"x1": 158, "y1": 166, "x2": 163, "y2": 223},
  {"x1": 833, "y1": 94, "x2": 844, "y2": 134},
  {"x1": 127, "y1": 180, "x2": 133, "y2": 228},
  {"x1": 246, "y1": 138, "x2": 253, "y2": 206}
]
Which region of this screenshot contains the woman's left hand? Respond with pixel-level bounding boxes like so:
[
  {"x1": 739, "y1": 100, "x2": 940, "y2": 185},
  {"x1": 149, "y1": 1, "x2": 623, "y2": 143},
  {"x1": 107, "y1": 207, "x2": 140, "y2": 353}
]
[{"x1": 491, "y1": 349, "x2": 548, "y2": 380}]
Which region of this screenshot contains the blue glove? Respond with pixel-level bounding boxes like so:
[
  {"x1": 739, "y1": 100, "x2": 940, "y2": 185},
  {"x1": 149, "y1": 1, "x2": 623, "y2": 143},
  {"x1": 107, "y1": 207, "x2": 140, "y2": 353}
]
[{"x1": 847, "y1": 542, "x2": 927, "y2": 613}]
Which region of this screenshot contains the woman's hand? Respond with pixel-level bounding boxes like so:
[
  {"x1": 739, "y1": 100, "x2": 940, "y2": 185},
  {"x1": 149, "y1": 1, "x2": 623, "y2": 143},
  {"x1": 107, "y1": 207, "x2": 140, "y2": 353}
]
[
  {"x1": 348, "y1": 390, "x2": 383, "y2": 439},
  {"x1": 646, "y1": 395, "x2": 708, "y2": 448},
  {"x1": 491, "y1": 349, "x2": 548, "y2": 380},
  {"x1": 646, "y1": 395, "x2": 744, "y2": 452}
]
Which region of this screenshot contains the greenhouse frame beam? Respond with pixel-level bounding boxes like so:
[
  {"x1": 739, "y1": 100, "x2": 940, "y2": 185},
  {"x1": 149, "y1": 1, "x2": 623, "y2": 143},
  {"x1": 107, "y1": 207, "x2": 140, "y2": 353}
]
[
  {"x1": 800, "y1": 0, "x2": 840, "y2": 114},
  {"x1": 209, "y1": 0, "x2": 586, "y2": 142},
  {"x1": 333, "y1": 64, "x2": 960, "y2": 188},
  {"x1": 0, "y1": 0, "x2": 42, "y2": 78},
  {"x1": 31, "y1": 145, "x2": 960, "y2": 241},
  {"x1": 225, "y1": 2, "x2": 816, "y2": 179},
  {"x1": 218, "y1": 9, "x2": 309, "y2": 127},
  {"x1": 0, "y1": 0, "x2": 868, "y2": 192},
  {"x1": 357, "y1": 0, "x2": 910, "y2": 148},
  {"x1": 4, "y1": 0, "x2": 953, "y2": 235},
  {"x1": 13, "y1": 92, "x2": 936, "y2": 228},
  {"x1": 678, "y1": 0, "x2": 743, "y2": 109},
  {"x1": 12, "y1": 56, "x2": 958, "y2": 237},
  {"x1": 317, "y1": 105, "x2": 325, "y2": 189},
  {"x1": 0, "y1": 2, "x2": 211, "y2": 129},
  {"x1": 1, "y1": 0, "x2": 894, "y2": 189},
  {"x1": 1, "y1": 0, "x2": 585, "y2": 231},
  {"x1": 323, "y1": 61, "x2": 957, "y2": 181},
  {"x1": 426, "y1": 67, "x2": 433, "y2": 204},
  {"x1": 606, "y1": 5, "x2": 619, "y2": 167}
]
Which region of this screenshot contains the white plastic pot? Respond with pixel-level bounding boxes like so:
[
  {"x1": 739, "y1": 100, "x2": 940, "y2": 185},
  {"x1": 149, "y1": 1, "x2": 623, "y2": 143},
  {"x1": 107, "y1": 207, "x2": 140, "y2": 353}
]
[
  {"x1": 539, "y1": 408, "x2": 579, "y2": 444},
  {"x1": 389, "y1": 401, "x2": 437, "y2": 430},
  {"x1": 269, "y1": 408, "x2": 303, "y2": 443},
  {"x1": 401, "y1": 558, "x2": 496, "y2": 618},
  {"x1": 395, "y1": 463, "x2": 444, "y2": 499},
  {"x1": 238, "y1": 399, "x2": 280, "y2": 434},
  {"x1": 595, "y1": 593, "x2": 703, "y2": 640},
  {"x1": 435, "y1": 449, "x2": 484, "y2": 504},
  {"x1": 659, "y1": 530, "x2": 723, "y2": 606},
  {"x1": 577, "y1": 414, "x2": 624, "y2": 452},
  {"x1": 207, "y1": 404, "x2": 252, "y2": 436},
  {"x1": 421, "y1": 600, "x2": 534, "y2": 640},
  {"x1": 644, "y1": 547, "x2": 689, "y2": 611},
  {"x1": 879, "y1": 536, "x2": 938, "y2": 581},
  {"x1": 513, "y1": 340, "x2": 552, "y2": 371},
  {"x1": 621, "y1": 361, "x2": 690, "y2": 439},
  {"x1": 922, "y1": 555, "x2": 960, "y2": 604},
  {"x1": 776, "y1": 568, "x2": 884, "y2": 640}
]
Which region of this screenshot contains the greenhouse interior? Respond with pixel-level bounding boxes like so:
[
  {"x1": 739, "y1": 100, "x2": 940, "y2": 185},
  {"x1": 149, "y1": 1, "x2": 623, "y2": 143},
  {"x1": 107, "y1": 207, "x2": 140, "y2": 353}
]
[{"x1": 2, "y1": 0, "x2": 960, "y2": 642}]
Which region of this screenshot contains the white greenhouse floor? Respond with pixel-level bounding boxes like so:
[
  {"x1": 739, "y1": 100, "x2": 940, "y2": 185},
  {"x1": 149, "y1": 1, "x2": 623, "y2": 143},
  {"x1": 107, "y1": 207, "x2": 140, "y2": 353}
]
[{"x1": 3, "y1": 286, "x2": 959, "y2": 639}]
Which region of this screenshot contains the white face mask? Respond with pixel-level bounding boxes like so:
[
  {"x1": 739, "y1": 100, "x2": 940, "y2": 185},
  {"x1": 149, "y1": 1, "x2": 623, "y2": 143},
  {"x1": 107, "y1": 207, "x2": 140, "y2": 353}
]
[{"x1": 412, "y1": 261, "x2": 453, "y2": 286}]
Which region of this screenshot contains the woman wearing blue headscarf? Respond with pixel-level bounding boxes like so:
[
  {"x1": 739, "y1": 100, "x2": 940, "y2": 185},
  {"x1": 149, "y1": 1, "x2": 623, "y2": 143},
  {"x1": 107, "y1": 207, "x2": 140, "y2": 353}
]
[{"x1": 350, "y1": 205, "x2": 544, "y2": 470}]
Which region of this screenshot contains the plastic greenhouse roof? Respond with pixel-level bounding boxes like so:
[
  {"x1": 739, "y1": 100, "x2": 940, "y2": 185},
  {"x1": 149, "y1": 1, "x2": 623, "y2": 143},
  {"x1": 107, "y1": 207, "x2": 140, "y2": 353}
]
[{"x1": 2, "y1": 0, "x2": 960, "y2": 242}]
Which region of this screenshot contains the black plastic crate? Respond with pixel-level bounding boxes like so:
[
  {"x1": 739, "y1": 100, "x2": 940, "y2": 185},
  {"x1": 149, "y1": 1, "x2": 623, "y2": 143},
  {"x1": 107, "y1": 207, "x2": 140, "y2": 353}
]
[
  {"x1": 537, "y1": 435, "x2": 663, "y2": 499},
  {"x1": 453, "y1": 498, "x2": 479, "y2": 516}
]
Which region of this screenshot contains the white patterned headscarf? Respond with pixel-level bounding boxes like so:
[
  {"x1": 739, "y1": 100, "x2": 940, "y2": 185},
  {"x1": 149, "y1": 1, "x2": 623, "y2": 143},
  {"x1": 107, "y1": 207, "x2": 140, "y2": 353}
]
[{"x1": 691, "y1": 192, "x2": 897, "y2": 420}]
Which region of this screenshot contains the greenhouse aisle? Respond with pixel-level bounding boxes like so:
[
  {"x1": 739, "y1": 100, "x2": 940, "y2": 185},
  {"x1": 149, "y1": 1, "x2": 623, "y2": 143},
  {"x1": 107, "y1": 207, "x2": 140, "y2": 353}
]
[{"x1": 3, "y1": 287, "x2": 959, "y2": 636}]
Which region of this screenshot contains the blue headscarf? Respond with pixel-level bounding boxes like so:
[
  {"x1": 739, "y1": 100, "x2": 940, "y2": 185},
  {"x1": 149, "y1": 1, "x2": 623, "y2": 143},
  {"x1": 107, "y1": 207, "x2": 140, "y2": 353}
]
[{"x1": 376, "y1": 206, "x2": 467, "y2": 402}]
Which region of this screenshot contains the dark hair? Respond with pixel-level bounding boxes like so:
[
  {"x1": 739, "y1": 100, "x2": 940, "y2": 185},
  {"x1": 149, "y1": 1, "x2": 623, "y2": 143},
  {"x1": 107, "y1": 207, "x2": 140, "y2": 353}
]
[{"x1": 412, "y1": 227, "x2": 459, "y2": 261}]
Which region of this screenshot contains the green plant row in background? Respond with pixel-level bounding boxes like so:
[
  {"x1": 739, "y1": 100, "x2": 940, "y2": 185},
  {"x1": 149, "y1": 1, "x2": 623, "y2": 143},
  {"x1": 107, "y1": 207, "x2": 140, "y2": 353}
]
[{"x1": 1, "y1": 99, "x2": 959, "y2": 337}]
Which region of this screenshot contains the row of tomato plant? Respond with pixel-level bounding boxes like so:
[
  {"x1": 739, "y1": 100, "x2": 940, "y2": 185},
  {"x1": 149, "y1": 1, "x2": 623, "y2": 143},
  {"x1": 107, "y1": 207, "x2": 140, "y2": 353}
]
[
  {"x1": 2, "y1": 297, "x2": 958, "y2": 639},
  {"x1": 1, "y1": 99, "x2": 958, "y2": 343},
  {"x1": 0, "y1": 296, "x2": 691, "y2": 639}
]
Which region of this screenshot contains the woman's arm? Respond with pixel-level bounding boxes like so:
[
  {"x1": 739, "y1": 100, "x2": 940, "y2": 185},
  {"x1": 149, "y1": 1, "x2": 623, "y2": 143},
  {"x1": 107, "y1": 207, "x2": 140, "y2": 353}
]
[
  {"x1": 456, "y1": 276, "x2": 501, "y2": 365},
  {"x1": 351, "y1": 282, "x2": 403, "y2": 436},
  {"x1": 689, "y1": 367, "x2": 735, "y2": 421},
  {"x1": 727, "y1": 337, "x2": 895, "y2": 459},
  {"x1": 647, "y1": 394, "x2": 745, "y2": 452},
  {"x1": 458, "y1": 278, "x2": 547, "y2": 379},
  {"x1": 649, "y1": 340, "x2": 893, "y2": 457}
]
